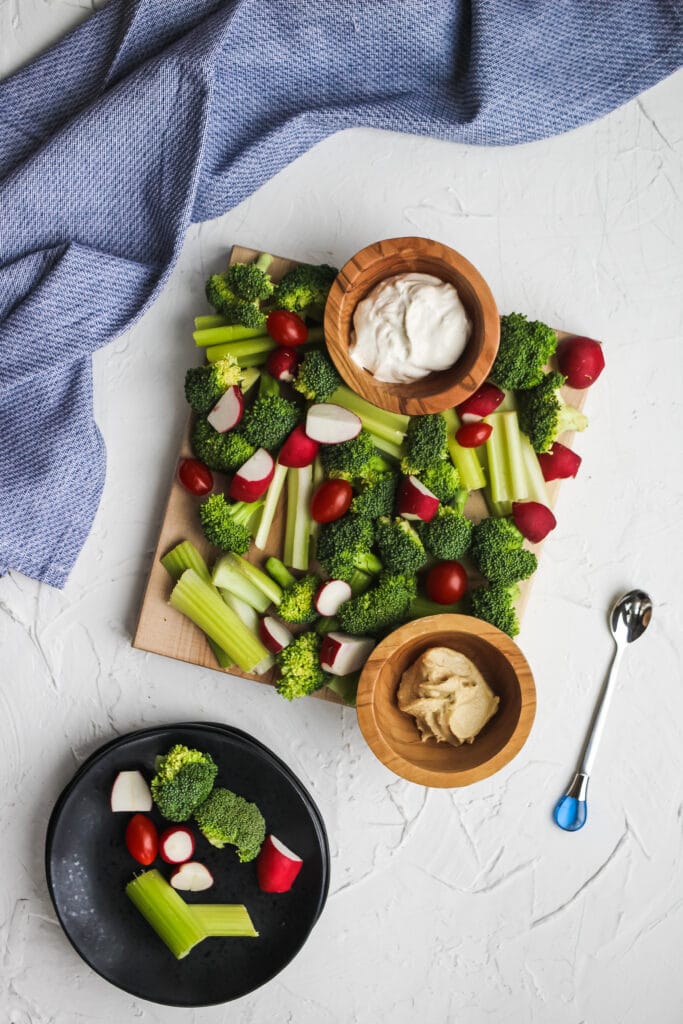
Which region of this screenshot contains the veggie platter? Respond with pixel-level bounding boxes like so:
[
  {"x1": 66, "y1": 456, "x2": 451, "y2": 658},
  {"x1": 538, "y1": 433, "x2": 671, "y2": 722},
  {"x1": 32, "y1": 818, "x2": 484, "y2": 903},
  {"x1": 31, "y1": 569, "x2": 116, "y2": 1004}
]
[{"x1": 134, "y1": 244, "x2": 599, "y2": 706}]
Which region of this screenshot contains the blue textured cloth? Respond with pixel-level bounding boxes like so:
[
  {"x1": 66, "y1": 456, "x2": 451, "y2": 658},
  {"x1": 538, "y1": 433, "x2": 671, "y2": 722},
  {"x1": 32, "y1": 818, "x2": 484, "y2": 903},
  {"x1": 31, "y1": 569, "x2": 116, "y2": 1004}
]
[{"x1": 1, "y1": 1, "x2": 681, "y2": 587}]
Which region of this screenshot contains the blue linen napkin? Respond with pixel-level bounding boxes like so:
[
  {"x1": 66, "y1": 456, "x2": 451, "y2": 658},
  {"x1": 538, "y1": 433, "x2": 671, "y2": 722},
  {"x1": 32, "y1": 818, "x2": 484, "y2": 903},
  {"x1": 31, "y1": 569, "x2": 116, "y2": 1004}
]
[{"x1": 1, "y1": 0, "x2": 681, "y2": 587}]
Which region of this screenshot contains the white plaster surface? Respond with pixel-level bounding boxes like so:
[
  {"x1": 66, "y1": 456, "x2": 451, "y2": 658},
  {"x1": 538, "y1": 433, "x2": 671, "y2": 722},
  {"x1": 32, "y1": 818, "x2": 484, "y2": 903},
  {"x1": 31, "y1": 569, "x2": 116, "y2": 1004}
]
[{"x1": 1, "y1": 7, "x2": 683, "y2": 1023}]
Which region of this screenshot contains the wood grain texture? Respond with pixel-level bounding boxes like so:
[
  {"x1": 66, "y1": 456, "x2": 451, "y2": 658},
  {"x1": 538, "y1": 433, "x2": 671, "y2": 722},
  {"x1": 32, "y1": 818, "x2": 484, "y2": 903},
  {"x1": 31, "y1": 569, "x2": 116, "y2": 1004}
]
[
  {"x1": 356, "y1": 614, "x2": 536, "y2": 787},
  {"x1": 324, "y1": 236, "x2": 500, "y2": 415}
]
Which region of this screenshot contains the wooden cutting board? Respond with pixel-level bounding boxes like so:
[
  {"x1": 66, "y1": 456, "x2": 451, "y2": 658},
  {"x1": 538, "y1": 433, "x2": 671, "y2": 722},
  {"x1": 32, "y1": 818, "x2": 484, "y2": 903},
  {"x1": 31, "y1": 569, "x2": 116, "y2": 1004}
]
[{"x1": 133, "y1": 245, "x2": 588, "y2": 704}]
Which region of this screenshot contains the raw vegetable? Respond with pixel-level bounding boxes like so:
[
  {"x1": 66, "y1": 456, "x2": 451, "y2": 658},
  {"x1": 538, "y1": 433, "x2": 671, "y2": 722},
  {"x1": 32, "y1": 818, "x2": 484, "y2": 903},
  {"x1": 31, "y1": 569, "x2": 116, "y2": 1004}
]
[
  {"x1": 188, "y1": 903, "x2": 258, "y2": 937},
  {"x1": 311, "y1": 479, "x2": 353, "y2": 523},
  {"x1": 191, "y1": 417, "x2": 255, "y2": 474},
  {"x1": 259, "y1": 616, "x2": 294, "y2": 654},
  {"x1": 266, "y1": 310, "x2": 308, "y2": 346},
  {"x1": 170, "y1": 862, "x2": 214, "y2": 891},
  {"x1": 556, "y1": 336, "x2": 605, "y2": 389},
  {"x1": 401, "y1": 414, "x2": 448, "y2": 476},
  {"x1": 316, "y1": 514, "x2": 382, "y2": 583},
  {"x1": 350, "y1": 473, "x2": 398, "y2": 518},
  {"x1": 126, "y1": 869, "x2": 207, "y2": 959},
  {"x1": 315, "y1": 579, "x2": 352, "y2": 616},
  {"x1": 519, "y1": 433, "x2": 550, "y2": 506},
  {"x1": 272, "y1": 262, "x2": 337, "y2": 314},
  {"x1": 193, "y1": 323, "x2": 268, "y2": 347},
  {"x1": 159, "y1": 826, "x2": 195, "y2": 865},
  {"x1": 456, "y1": 422, "x2": 492, "y2": 448},
  {"x1": 319, "y1": 429, "x2": 391, "y2": 483},
  {"x1": 305, "y1": 404, "x2": 362, "y2": 445},
  {"x1": 328, "y1": 384, "x2": 409, "y2": 448},
  {"x1": 418, "y1": 461, "x2": 460, "y2": 503},
  {"x1": 396, "y1": 476, "x2": 439, "y2": 523},
  {"x1": 490, "y1": 313, "x2": 558, "y2": 390},
  {"x1": 319, "y1": 633, "x2": 375, "y2": 675},
  {"x1": 205, "y1": 253, "x2": 274, "y2": 328},
  {"x1": 205, "y1": 336, "x2": 276, "y2": 365},
  {"x1": 337, "y1": 572, "x2": 417, "y2": 637},
  {"x1": 278, "y1": 574, "x2": 320, "y2": 624},
  {"x1": 206, "y1": 385, "x2": 244, "y2": 433},
  {"x1": 275, "y1": 631, "x2": 326, "y2": 700},
  {"x1": 194, "y1": 314, "x2": 229, "y2": 330},
  {"x1": 409, "y1": 595, "x2": 463, "y2": 618},
  {"x1": 469, "y1": 518, "x2": 538, "y2": 586},
  {"x1": 469, "y1": 583, "x2": 521, "y2": 637},
  {"x1": 228, "y1": 448, "x2": 275, "y2": 502},
  {"x1": 511, "y1": 501, "x2": 557, "y2": 543},
  {"x1": 266, "y1": 346, "x2": 301, "y2": 382},
  {"x1": 212, "y1": 552, "x2": 283, "y2": 610},
  {"x1": 198, "y1": 494, "x2": 264, "y2": 554},
  {"x1": 325, "y1": 672, "x2": 361, "y2": 705},
  {"x1": 517, "y1": 371, "x2": 588, "y2": 453},
  {"x1": 110, "y1": 771, "x2": 152, "y2": 813},
  {"x1": 254, "y1": 463, "x2": 289, "y2": 549},
  {"x1": 537, "y1": 441, "x2": 582, "y2": 481},
  {"x1": 256, "y1": 835, "x2": 303, "y2": 893},
  {"x1": 194, "y1": 787, "x2": 266, "y2": 862},
  {"x1": 415, "y1": 505, "x2": 473, "y2": 561},
  {"x1": 125, "y1": 814, "x2": 158, "y2": 865},
  {"x1": 240, "y1": 395, "x2": 302, "y2": 452},
  {"x1": 425, "y1": 561, "x2": 468, "y2": 604},
  {"x1": 184, "y1": 357, "x2": 243, "y2": 413},
  {"x1": 442, "y1": 408, "x2": 486, "y2": 492},
  {"x1": 456, "y1": 383, "x2": 505, "y2": 422},
  {"x1": 278, "y1": 424, "x2": 319, "y2": 468},
  {"x1": 375, "y1": 516, "x2": 428, "y2": 574},
  {"x1": 160, "y1": 542, "x2": 232, "y2": 668},
  {"x1": 150, "y1": 744, "x2": 218, "y2": 823},
  {"x1": 293, "y1": 349, "x2": 342, "y2": 402},
  {"x1": 283, "y1": 465, "x2": 314, "y2": 570},
  {"x1": 177, "y1": 458, "x2": 213, "y2": 497}
]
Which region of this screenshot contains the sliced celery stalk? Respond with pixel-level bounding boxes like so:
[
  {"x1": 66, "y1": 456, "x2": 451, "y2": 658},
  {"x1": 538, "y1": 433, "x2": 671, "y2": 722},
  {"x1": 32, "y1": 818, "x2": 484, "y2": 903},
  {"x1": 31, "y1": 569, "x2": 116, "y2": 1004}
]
[
  {"x1": 326, "y1": 673, "x2": 359, "y2": 706},
  {"x1": 187, "y1": 904, "x2": 258, "y2": 938},
  {"x1": 284, "y1": 466, "x2": 313, "y2": 571},
  {"x1": 212, "y1": 554, "x2": 271, "y2": 613},
  {"x1": 329, "y1": 385, "x2": 408, "y2": 447},
  {"x1": 161, "y1": 541, "x2": 212, "y2": 584},
  {"x1": 254, "y1": 463, "x2": 288, "y2": 550},
  {"x1": 194, "y1": 324, "x2": 269, "y2": 347},
  {"x1": 309, "y1": 456, "x2": 325, "y2": 543},
  {"x1": 484, "y1": 413, "x2": 511, "y2": 504},
  {"x1": 194, "y1": 314, "x2": 229, "y2": 330},
  {"x1": 206, "y1": 338, "x2": 276, "y2": 364},
  {"x1": 442, "y1": 408, "x2": 486, "y2": 492},
  {"x1": 366, "y1": 430, "x2": 403, "y2": 461},
  {"x1": 240, "y1": 366, "x2": 261, "y2": 393},
  {"x1": 410, "y1": 596, "x2": 463, "y2": 618},
  {"x1": 501, "y1": 411, "x2": 529, "y2": 501},
  {"x1": 229, "y1": 553, "x2": 283, "y2": 607},
  {"x1": 265, "y1": 556, "x2": 296, "y2": 590},
  {"x1": 219, "y1": 590, "x2": 260, "y2": 631},
  {"x1": 520, "y1": 433, "x2": 550, "y2": 506},
  {"x1": 126, "y1": 870, "x2": 205, "y2": 960}
]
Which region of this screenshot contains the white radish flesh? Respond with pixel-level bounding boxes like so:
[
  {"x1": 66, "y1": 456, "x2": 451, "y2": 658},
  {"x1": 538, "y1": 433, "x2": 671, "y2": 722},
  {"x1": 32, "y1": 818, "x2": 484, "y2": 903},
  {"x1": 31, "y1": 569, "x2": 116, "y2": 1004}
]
[
  {"x1": 259, "y1": 616, "x2": 294, "y2": 654},
  {"x1": 315, "y1": 579, "x2": 352, "y2": 617},
  {"x1": 319, "y1": 632, "x2": 376, "y2": 676},
  {"x1": 305, "y1": 404, "x2": 362, "y2": 445},
  {"x1": 228, "y1": 448, "x2": 275, "y2": 502},
  {"x1": 159, "y1": 826, "x2": 195, "y2": 864},
  {"x1": 257, "y1": 834, "x2": 303, "y2": 893},
  {"x1": 207, "y1": 385, "x2": 244, "y2": 433},
  {"x1": 170, "y1": 862, "x2": 214, "y2": 892},
  {"x1": 110, "y1": 771, "x2": 152, "y2": 813},
  {"x1": 397, "y1": 476, "x2": 440, "y2": 522}
]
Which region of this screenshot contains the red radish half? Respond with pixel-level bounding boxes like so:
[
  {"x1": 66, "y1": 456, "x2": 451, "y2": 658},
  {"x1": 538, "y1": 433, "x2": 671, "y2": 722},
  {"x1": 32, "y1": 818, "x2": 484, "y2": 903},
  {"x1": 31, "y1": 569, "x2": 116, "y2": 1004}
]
[
  {"x1": 228, "y1": 448, "x2": 275, "y2": 502},
  {"x1": 305, "y1": 404, "x2": 361, "y2": 445},
  {"x1": 266, "y1": 347, "x2": 300, "y2": 383},
  {"x1": 159, "y1": 826, "x2": 195, "y2": 865},
  {"x1": 170, "y1": 862, "x2": 214, "y2": 892},
  {"x1": 512, "y1": 501, "x2": 557, "y2": 543},
  {"x1": 456, "y1": 383, "x2": 505, "y2": 423},
  {"x1": 207, "y1": 385, "x2": 244, "y2": 433},
  {"x1": 397, "y1": 476, "x2": 439, "y2": 522},
  {"x1": 257, "y1": 834, "x2": 303, "y2": 893},
  {"x1": 259, "y1": 616, "x2": 294, "y2": 654},
  {"x1": 278, "y1": 424, "x2": 319, "y2": 468},
  {"x1": 456, "y1": 422, "x2": 492, "y2": 448},
  {"x1": 537, "y1": 442, "x2": 582, "y2": 481},
  {"x1": 320, "y1": 632, "x2": 376, "y2": 676},
  {"x1": 315, "y1": 579, "x2": 352, "y2": 616},
  {"x1": 110, "y1": 770, "x2": 152, "y2": 812},
  {"x1": 557, "y1": 336, "x2": 605, "y2": 389}
]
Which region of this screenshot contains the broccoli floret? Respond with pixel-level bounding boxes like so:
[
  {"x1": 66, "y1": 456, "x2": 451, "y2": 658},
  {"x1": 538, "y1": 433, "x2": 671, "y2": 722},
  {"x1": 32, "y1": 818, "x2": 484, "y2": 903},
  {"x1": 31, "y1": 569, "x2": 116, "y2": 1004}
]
[
  {"x1": 470, "y1": 516, "x2": 537, "y2": 586},
  {"x1": 490, "y1": 313, "x2": 558, "y2": 390},
  {"x1": 198, "y1": 493, "x2": 263, "y2": 553},
  {"x1": 275, "y1": 631, "x2": 327, "y2": 700},
  {"x1": 205, "y1": 254, "x2": 274, "y2": 327},
  {"x1": 194, "y1": 787, "x2": 266, "y2": 862},
  {"x1": 417, "y1": 505, "x2": 473, "y2": 561},
  {"x1": 239, "y1": 395, "x2": 301, "y2": 451},
  {"x1": 337, "y1": 572, "x2": 417, "y2": 637},
  {"x1": 319, "y1": 429, "x2": 391, "y2": 482},
  {"x1": 375, "y1": 516, "x2": 427, "y2": 574},
  {"x1": 469, "y1": 584, "x2": 521, "y2": 637},
  {"x1": 293, "y1": 349, "x2": 342, "y2": 402},
  {"x1": 401, "y1": 414, "x2": 448, "y2": 476},
  {"x1": 517, "y1": 370, "x2": 589, "y2": 453},
  {"x1": 350, "y1": 473, "x2": 398, "y2": 518},
  {"x1": 191, "y1": 417, "x2": 255, "y2": 473},
  {"x1": 278, "y1": 574, "x2": 320, "y2": 624},
  {"x1": 418, "y1": 462, "x2": 460, "y2": 503},
  {"x1": 150, "y1": 744, "x2": 218, "y2": 822},
  {"x1": 273, "y1": 263, "x2": 338, "y2": 314},
  {"x1": 184, "y1": 357, "x2": 243, "y2": 414},
  {"x1": 316, "y1": 514, "x2": 382, "y2": 583},
  {"x1": 224, "y1": 255, "x2": 274, "y2": 302}
]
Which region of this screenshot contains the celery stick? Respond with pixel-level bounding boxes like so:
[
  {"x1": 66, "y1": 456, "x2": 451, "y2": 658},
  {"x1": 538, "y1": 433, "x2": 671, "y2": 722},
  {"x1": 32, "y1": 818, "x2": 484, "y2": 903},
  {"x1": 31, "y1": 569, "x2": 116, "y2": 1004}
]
[
  {"x1": 232, "y1": 554, "x2": 283, "y2": 606},
  {"x1": 194, "y1": 324, "x2": 269, "y2": 347},
  {"x1": 309, "y1": 456, "x2": 325, "y2": 544},
  {"x1": 410, "y1": 596, "x2": 463, "y2": 618},
  {"x1": 219, "y1": 590, "x2": 259, "y2": 631},
  {"x1": 283, "y1": 472, "x2": 298, "y2": 570},
  {"x1": 486, "y1": 497, "x2": 512, "y2": 517},
  {"x1": 240, "y1": 366, "x2": 261, "y2": 393},
  {"x1": 315, "y1": 616, "x2": 339, "y2": 635},
  {"x1": 442, "y1": 408, "x2": 486, "y2": 491},
  {"x1": 169, "y1": 570, "x2": 269, "y2": 672},
  {"x1": 188, "y1": 904, "x2": 258, "y2": 938},
  {"x1": 366, "y1": 430, "x2": 403, "y2": 461},
  {"x1": 194, "y1": 314, "x2": 229, "y2": 330},
  {"x1": 212, "y1": 554, "x2": 272, "y2": 613},
  {"x1": 329, "y1": 385, "x2": 408, "y2": 447},
  {"x1": 285, "y1": 465, "x2": 313, "y2": 571},
  {"x1": 126, "y1": 870, "x2": 205, "y2": 960},
  {"x1": 161, "y1": 541, "x2": 212, "y2": 584},
  {"x1": 484, "y1": 413, "x2": 512, "y2": 504},
  {"x1": 520, "y1": 433, "x2": 550, "y2": 505},
  {"x1": 326, "y1": 673, "x2": 359, "y2": 706},
  {"x1": 265, "y1": 556, "x2": 296, "y2": 589},
  {"x1": 254, "y1": 464, "x2": 288, "y2": 550},
  {"x1": 501, "y1": 411, "x2": 529, "y2": 501},
  {"x1": 205, "y1": 337, "x2": 276, "y2": 364}
]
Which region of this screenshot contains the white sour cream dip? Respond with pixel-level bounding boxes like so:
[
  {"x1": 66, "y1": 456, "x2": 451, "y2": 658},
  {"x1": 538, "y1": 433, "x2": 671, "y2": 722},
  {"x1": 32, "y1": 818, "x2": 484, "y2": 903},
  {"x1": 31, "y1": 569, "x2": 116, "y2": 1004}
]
[{"x1": 349, "y1": 272, "x2": 471, "y2": 384}]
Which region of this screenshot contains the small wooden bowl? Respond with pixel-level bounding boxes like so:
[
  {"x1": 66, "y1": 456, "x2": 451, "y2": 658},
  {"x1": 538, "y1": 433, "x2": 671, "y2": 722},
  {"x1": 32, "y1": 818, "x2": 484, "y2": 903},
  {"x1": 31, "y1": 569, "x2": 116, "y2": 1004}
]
[
  {"x1": 324, "y1": 237, "x2": 500, "y2": 416},
  {"x1": 356, "y1": 615, "x2": 536, "y2": 788}
]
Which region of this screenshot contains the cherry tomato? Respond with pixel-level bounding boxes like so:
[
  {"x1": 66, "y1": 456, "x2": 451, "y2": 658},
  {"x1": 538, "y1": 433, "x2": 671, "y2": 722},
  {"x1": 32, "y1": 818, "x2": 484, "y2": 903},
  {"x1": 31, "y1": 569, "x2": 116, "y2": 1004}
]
[
  {"x1": 178, "y1": 458, "x2": 213, "y2": 496},
  {"x1": 311, "y1": 479, "x2": 353, "y2": 523},
  {"x1": 266, "y1": 310, "x2": 308, "y2": 347},
  {"x1": 455, "y1": 422, "x2": 493, "y2": 448},
  {"x1": 125, "y1": 814, "x2": 158, "y2": 865},
  {"x1": 425, "y1": 561, "x2": 468, "y2": 604}
]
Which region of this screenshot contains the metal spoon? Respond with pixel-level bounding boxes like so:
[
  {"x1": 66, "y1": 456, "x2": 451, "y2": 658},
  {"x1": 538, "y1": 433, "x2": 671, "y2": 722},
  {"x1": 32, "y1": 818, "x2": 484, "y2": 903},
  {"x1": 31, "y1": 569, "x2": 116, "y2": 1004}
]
[{"x1": 553, "y1": 589, "x2": 653, "y2": 832}]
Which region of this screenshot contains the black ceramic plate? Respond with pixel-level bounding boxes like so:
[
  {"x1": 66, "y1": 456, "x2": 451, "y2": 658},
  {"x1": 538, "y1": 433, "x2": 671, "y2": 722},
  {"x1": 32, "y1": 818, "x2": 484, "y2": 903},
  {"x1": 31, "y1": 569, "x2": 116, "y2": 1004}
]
[{"x1": 45, "y1": 723, "x2": 329, "y2": 1007}]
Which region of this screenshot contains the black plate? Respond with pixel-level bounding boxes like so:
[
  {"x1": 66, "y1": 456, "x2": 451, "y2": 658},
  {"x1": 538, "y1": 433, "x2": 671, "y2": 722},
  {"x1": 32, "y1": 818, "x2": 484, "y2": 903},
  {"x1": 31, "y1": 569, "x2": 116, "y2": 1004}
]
[{"x1": 45, "y1": 723, "x2": 329, "y2": 1007}]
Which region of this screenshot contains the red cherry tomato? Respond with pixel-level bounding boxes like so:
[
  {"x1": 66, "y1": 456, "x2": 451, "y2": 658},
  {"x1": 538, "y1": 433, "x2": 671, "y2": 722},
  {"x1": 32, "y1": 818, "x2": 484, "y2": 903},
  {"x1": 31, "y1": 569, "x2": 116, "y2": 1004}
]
[
  {"x1": 425, "y1": 561, "x2": 468, "y2": 604},
  {"x1": 125, "y1": 814, "x2": 158, "y2": 865},
  {"x1": 455, "y1": 422, "x2": 493, "y2": 448},
  {"x1": 311, "y1": 480, "x2": 353, "y2": 523},
  {"x1": 178, "y1": 458, "x2": 213, "y2": 496},
  {"x1": 266, "y1": 310, "x2": 308, "y2": 347}
]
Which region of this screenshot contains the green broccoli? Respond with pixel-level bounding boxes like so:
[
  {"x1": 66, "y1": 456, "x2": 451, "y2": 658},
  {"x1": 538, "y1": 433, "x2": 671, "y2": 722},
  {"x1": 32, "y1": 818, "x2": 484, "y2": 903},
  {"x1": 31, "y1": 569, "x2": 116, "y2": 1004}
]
[
  {"x1": 517, "y1": 370, "x2": 589, "y2": 453},
  {"x1": 469, "y1": 583, "x2": 521, "y2": 637},
  {"x1": 194, "y1": 787, "x2": 266, "y2": 862},
  {"x1": 319, "y1": 429, "x2": 391, "y2": 482},
  {"x1": 239, "y1": 395, "x2": 302, "y2": 451},
  {"x1": 275, "y1": 631, "x2": 327, "y2": 700},
  {"x1": 198, "y1": 493, "x2": 263, "y2": 554},
  {"x1": 470, "y1": 516, "x2": 537, "y2": 586},
  {"x1": 225, "y1": 255, "x2": 274, "y2": 301},
  {"x1": 417, "y1": 505, "x2": 473, "y2": 561},
  {"x1": 490, "y1": 313, "x2": 558, "y2": 390},
  {"x1": 337, "y1": 572, "x2": 417, "y2": 637},
  {"x1": 184, "y1": 357, "x2": 243, "y2": 414},
  {"x1": 150, "y1": 744, "x2": 218, "y2": 822},
  {"x1": 191, "y1": 417, "x2": 255, "y2": 473},
  {"x1": 278, "y1": 574, "x2": 320, "y2": 624},
  {"x1": 375, "y1": 516, "x2": 427, "y2": 574},
  {"x1": 401, "y1": 414, "x2": 448, "y2": 476},
  {"x1": 316, "y1": 514, "x2": 382, "y2": 583},
  {"x1": 273, "y1": 263, "x2": 338, "y2": 314},
  {"x1": 292, "y1": 349, "x2": 342, "y2": 402},
  {"x1": 350, "y1": 473, "x2": 398, "y2": 518},
  {"x1": 419, "y1": 461, "x2": 460, "y2": 503},
  {"x1": 205, "y1": 254, "x2": 274, "y2": 327}
]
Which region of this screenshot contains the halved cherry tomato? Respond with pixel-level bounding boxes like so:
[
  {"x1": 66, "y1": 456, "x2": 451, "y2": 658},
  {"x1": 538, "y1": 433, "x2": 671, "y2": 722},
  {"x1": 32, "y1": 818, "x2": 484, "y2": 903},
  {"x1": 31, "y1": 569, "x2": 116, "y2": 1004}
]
[
  {"x1": 266, "y1": 310, "x2": 308, "y2": 347},
  {"x1": 125, "y1": 814, "x2": 159, "y2": 865},
  {"x1": 425, "y1": 561, "x2": 468, "y2": 604},
  {"x1": 178, "y1": 458, "x2": 213, "y2": 496},
  {"x1": 311, "y1": 479, "x2": 353, "y2": 523},
  {"x1": 455, "y1": 422, "x2": 493, "y2": 448}
]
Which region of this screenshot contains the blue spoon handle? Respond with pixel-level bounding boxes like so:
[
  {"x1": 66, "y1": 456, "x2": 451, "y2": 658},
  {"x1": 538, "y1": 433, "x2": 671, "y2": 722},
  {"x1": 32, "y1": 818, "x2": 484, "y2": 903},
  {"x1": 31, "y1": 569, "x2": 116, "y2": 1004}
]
[{"x1": 553, "y1": 772, "x2": 589, "y2": 831}]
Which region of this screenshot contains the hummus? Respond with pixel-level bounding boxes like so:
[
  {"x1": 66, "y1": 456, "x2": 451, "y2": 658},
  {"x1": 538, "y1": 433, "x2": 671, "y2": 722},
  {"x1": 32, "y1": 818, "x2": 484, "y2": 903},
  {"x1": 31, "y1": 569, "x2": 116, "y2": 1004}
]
[{"x1": 397, "y1": 647, "x2": 499, "y2": 747}]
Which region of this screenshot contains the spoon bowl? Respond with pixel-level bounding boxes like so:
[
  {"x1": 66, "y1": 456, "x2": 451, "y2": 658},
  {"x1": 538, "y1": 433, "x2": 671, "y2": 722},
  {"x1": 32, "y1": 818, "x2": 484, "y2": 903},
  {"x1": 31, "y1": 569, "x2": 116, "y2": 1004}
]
[{"x1": 610, "y1": 589, "x2": 653, "y2": 645}]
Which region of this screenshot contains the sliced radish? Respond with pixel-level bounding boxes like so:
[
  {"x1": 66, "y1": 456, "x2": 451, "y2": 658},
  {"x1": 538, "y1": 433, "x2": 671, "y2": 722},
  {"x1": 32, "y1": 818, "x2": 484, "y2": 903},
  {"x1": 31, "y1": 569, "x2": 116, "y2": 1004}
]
[
  {"x1": 159, "y1": 826, "x2": 196, "y2": 865},
  {"x1": 257, "y1": 834, "x2": 303, "y2": 893},
  {"x1": 537, "y1": 442, "x2": 582, "y2": 481},
  {"x1": 315, "y1": 579, "x2": 352, "y2": 617},
  {"x1": 110, "y1": 770, "x2": 152, "y2": 813},
  {"x1": 207, "y1": 385, "x2": 244, "y2": 433},
  {"x1": 319, "y1": 632, "x2": 376, "y2": 676},
  {"x1": 397, "y1": 476, "x2": 439, "y2": 522},
  {"x1": 278, "y1": 424, "x2": 319, "y2": 468},
  {"x1": 259, "y1": 616, "x2": 294, "y2": 654},
  {"x1": 305, "y1": 404, "x2": 362, "y2": 445},
  {"x1": 512, "y1": 501, "x2": 557, "y2": 543},
  {"x1": 228, "y1": 448, "x2": 275, "y2": 502},
  {"x1": 266, "y1": 347, "x2": 301, "y2": 383},
  {"x1": 170, "y1": 861, "x2": 214, "y2": 892},
  {"x1": 456, "y1": 383, "x2": 505, "y2": 423}
]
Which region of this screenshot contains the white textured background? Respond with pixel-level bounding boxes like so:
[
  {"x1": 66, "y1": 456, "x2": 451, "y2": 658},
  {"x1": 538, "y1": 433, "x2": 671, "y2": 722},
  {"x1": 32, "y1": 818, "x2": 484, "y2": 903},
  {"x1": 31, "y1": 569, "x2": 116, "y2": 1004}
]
[{"x1": 2, "y1": 6, "x2": 683, "y2": 1023}]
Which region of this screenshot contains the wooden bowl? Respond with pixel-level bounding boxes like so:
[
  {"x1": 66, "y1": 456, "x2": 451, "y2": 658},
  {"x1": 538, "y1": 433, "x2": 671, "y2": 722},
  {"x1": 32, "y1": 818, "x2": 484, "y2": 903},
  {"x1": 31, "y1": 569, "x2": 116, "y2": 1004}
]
[
  {"x1": 356, "y1": 615, "x2": 535, "y2": 788},
  {"x1": 324, "y1": 237, "x2": 500, "y2": 416}
]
